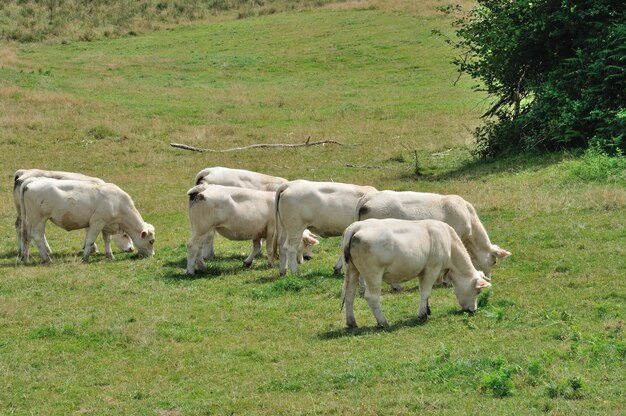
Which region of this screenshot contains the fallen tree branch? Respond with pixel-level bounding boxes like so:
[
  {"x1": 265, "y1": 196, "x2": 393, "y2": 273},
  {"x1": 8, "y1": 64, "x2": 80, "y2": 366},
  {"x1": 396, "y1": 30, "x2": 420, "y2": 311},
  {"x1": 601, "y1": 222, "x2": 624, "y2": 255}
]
[
  {"x1": 344, "y1": 163, "x2": 384, "y2": 169},
  {"x1": 170, "y1": 138, "x2": 347, "y2": 153}
]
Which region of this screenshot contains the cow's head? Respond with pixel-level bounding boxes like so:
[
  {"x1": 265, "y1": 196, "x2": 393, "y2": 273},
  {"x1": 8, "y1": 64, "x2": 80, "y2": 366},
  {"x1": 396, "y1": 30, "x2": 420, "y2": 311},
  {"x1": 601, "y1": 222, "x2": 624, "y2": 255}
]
[
  {"x1": 454, "y1": 271, "x2": 491, "y2": 313},
  {"x1": 112, "y1": 233, "x2": 134, "y2": 253},
  {"x1": 300, "y1": 230, "x2": 320, "y2": 260},
  {"x1": 136, "y1": 223, "x2": 155, "y2": 258},
  {"x1": 470, "y1": 244, "x2": 511, "y2": 279}
]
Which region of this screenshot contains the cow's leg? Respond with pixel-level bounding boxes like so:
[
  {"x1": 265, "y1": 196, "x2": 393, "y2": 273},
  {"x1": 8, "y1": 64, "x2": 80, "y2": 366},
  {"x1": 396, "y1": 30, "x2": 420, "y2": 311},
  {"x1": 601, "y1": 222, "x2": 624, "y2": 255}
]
[
  {"x1": 20, "y1": 219, "x2": 32, "y2": 264},
  {"x1": 417, "y1": 267, "x2": 440, "y2": 322},
  {"x1": 343, "y1": 262, "x2": 360, "y2": 328},
  {"x1": 244, "y1": 239, "x2": 262, "y2": 268},
  {"x1": 333, "y1": 255, "x2": 343, "y2": 275},
  {"x1": 187, "y1": 230, "x2": 210, "y2": 275},
  {"x1": 102, "y1": 232, "x2": 114, "y2": 259},
  {"x1": 201, "y1": 230, "x2": 215, "y2": 260},
  {"x1": 265, "y1": 229, "x2": 275, "y2": 266},
  {"x1": 30, "y1": 220, "x2": 51, "y2": 264},
  {"x1": 15, "y1": 216, "x2": 22, "y2": 256},
  {"x1": 284, "y1": 230, "x2": 305, "y2": 275},
  {"x1": 278, "y1": 233, "x2": 288, "y2": 276},
  {"x1": 82, "y1": 224, "x2": 104, "y2": 263},
  {"x1": 363, "y1": 273, "x2": 387, "y2": 328}
]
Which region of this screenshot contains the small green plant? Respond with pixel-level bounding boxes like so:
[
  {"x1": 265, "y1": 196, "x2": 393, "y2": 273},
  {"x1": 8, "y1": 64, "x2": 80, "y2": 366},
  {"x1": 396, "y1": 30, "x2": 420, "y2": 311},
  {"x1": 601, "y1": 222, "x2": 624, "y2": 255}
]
[
  {"x1": 477, "y1": 287, "x2": 491, "y2": 308},
  {"x1": 568, "y1": 146, "x2": 626, "y2": 182},
  {"x1": 87, "y1": 125, "x2": 118, "y2": 141},
  {"x1": 436, "y1": 344, "x2": 451, "y2": 362},
  {"x1": 480, "y1": 366, "x2": 516, "y2": 398},
  {"x1": 412, "y1": 150, "x2": 422, "y2": 177},
  {"x1": 545, "y1": 375, "x2": 585, "y2": 399}
]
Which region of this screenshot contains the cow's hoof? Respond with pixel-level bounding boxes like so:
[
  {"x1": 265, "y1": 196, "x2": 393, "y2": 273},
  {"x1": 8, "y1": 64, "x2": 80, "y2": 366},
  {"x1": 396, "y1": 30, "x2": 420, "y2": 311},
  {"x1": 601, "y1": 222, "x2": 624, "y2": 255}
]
[
  {"x1": 333, "y1": 267, "x2": 342, "y2": 276},
  {"x1": 243, "y1": 261, "x2": 253, "y2": 268},
  {"x1": 346, "y1": 322, "x2": 358, "y2": 329},
  {"x1": 417, "y1": 314, "x2": 428, "y2": 323},
  {"x1": 186, "y1": 270, "x2": 195, "y2": 276}
]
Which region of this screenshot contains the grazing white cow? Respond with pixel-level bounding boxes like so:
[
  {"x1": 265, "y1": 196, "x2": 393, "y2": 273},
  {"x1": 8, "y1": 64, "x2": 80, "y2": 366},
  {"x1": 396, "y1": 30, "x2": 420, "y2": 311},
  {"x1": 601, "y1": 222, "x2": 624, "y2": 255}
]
[
  {"x1": 193, "y1": 167, "x2": 289, "y2": 259},
  {"x1": 342, "y1": 219, "x2": 492, "y2": 328},
  {"x1": 20, "y1": 178, "x2": 155, "y2": 264},
  {"x1": 13, "y1": 169, "x2": 134, "y2": 255},
  {"x1": 186, "y1": 185, "x2": 319, "y2": 275},
  {"x1": 273, "y1": 180, "x2": 378, "y2": 276},
  {"x1": 356, "y1": 191, "x2": 510, "y2": 280},
  {"x1": 194, "y1": 166, "x2": 288, "y2": 191}
]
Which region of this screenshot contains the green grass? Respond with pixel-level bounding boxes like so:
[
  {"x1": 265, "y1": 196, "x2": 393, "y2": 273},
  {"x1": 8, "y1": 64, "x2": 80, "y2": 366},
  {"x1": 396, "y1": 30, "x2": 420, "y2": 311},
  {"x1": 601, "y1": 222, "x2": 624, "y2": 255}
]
[{"x1": 1, "y1": 2, "x2": 625, "y2": 415}]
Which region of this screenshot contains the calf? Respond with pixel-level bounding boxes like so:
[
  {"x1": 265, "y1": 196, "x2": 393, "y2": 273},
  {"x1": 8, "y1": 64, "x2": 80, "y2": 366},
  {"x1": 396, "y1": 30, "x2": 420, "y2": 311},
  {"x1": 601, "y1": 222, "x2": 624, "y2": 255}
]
[
  {"x1": 273, "y1": 179, "x2": 378, "y2": 276},
  {"x1": 20, "y1": 178, "x2": 154, "y2": 264},
  {"x1": 356, "y1": 191, "x2": 510, "y2": 280},
  {"x1": 186, "y1": 185, "x2": 318, "y2": 275},
  {"x1": 14, "y1": 169, "x2": 134, "y2": 255},
  {"x1": 342, "y1": 219, "x2": 492, "y2": 328}
]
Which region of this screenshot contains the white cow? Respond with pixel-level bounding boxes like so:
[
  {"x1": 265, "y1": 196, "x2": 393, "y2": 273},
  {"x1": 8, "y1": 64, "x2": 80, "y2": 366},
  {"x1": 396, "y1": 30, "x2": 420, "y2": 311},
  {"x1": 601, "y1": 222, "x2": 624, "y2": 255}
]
[
  {"x1": 20, "y1": 178, "x2": 155, "y2": 264},
  {"x1": 356, "y1": 191, "x2": 510, "y2": 280},
  {"x1": 342, "y1": 218, "x2": 492, "y2": 328},
  {"x1": 194, "y1": 166, "x2": 287, "y2": 191},
  {"x1": 186, "y1": 184, "x2": 319, "y2": 275},
  {"x1": 193, "y1": 167, "x2": 290, "y2": 259},
  {"x1": 13, "y1": 169, "x2": 134, "y2": 255},
  {"x1": 274, "y1": 179, "x2": 378, "y2": 276}
]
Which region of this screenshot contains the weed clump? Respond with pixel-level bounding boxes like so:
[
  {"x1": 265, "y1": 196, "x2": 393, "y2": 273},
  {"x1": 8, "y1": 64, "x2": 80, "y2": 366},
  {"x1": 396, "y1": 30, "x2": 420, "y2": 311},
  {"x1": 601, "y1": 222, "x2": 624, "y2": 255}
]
[
  {"x1": 480, "y1": 366, "x2": 516, "y2": 398},
  {"x1": 87, "y1": 125, "x2": 119, "y2": 141},
  {"x1": 545, "y1": 375, "x2": 585, "y2": 399}
]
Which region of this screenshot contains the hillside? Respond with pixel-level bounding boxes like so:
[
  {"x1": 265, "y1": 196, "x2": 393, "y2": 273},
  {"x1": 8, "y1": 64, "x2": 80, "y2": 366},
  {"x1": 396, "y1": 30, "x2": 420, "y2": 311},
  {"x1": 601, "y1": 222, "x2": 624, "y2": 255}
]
[{"x1": 0, "y1": 1, "x2": 624, "y2": 414}]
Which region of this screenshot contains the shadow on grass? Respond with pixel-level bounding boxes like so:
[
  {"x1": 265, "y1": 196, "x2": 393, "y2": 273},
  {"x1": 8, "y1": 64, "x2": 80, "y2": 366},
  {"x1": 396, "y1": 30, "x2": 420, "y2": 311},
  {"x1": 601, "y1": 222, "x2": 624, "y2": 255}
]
[
  {"x1": 401, "y1": 151, "x2": 569, "y2": 182},
  {"x1": 162, "y1": 253, "x2": 261, "y2": 282},
  {"x1": 2, "y1": 250, "x2": 139, "y2": 267},
  {"x1": 318, "y1": 316, "x2": 427, "y2": 340}
]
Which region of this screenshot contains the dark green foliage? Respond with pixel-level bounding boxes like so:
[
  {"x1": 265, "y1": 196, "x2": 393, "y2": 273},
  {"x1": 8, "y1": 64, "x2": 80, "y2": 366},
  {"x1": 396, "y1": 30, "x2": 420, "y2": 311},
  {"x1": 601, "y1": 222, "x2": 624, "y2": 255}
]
[{"x1": 449, "y1": 0, "x2": 626, "y2": 156}]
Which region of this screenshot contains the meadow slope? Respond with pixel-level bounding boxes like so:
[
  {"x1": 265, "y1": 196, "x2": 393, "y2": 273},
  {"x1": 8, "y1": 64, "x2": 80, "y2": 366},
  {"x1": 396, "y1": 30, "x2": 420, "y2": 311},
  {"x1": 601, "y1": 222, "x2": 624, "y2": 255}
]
[{"x1": 0, "y1": 2, "x2": 624, "y2": 415}]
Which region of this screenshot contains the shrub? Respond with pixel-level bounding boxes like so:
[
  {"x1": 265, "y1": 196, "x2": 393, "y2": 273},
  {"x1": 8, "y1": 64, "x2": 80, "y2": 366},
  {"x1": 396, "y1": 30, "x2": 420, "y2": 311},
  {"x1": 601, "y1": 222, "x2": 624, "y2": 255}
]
[{"x1": 448, "y1": 1, "x2": 626, "y2": 156}]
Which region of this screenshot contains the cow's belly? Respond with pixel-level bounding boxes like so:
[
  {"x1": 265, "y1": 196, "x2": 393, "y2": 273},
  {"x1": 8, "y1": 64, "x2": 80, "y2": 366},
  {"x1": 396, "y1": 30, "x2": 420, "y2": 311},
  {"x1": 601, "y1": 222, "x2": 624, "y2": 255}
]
[
  {"x1": 50, "y1": 210, "x2": 90, "y2": 231},
  {"x1": 215, "y1": 225, "x2": 264, "y2": 241}
]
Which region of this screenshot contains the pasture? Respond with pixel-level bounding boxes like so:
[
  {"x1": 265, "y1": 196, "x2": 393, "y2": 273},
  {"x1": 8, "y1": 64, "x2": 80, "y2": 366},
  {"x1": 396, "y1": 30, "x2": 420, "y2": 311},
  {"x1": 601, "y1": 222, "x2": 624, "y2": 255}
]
[{"x1": 1, "y1": 1, "x2": 624, "y2": 414}]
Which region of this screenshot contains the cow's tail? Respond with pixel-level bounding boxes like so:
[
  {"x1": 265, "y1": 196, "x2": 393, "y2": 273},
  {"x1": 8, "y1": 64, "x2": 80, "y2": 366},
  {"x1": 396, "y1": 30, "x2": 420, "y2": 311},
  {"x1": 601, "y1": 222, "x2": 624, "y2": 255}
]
[
  {"x1": 19, "y1": 179, "x2": 31, "y2": 252},
  {"x1": 271, "y1": 183, "x2": 289, "y2": 262},
  {"x1": 354, "y1": 194, "x2": 369, "y2": 222},
  {"x1": 340, "y1": 226, "x2": 357, "y2": 311},
  {"x1": 187, "y1": 184, "x2": 206, "y2": 203}
]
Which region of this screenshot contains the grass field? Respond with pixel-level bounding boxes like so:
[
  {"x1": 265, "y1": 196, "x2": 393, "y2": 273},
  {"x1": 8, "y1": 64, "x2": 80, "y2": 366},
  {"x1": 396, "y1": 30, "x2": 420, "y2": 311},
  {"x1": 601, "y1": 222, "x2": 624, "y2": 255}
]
[{"x1": 1, "y1": 1, "x2": 625, "y2": 415}]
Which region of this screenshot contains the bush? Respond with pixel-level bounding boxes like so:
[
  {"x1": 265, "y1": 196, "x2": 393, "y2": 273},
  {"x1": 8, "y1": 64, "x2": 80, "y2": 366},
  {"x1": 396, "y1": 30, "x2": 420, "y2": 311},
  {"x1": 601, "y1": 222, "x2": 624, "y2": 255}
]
[{"x1": 448, "y1": 1, "x2": 626, "y2": 156}]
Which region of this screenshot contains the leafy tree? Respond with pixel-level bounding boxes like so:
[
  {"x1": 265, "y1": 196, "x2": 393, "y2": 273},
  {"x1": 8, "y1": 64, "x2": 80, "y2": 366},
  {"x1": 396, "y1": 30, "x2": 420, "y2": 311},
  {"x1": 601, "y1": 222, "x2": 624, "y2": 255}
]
[{"x1": 447, "y1": 0, "x2": 626, "y2": 156}]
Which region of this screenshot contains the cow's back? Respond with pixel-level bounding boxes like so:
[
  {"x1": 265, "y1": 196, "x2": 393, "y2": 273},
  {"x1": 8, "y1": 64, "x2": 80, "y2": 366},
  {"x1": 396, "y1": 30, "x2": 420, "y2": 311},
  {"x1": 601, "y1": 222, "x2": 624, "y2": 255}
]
[
  {"x1": 347, "y1": 219, "x2": 452, "y2": 283},
  {"x1": 279, "y1": 180, "x2": 377, "y2": 237},
  {"x1": 359, "y1": 191, "x2": 472, "y2": 239},
  {"x1": 195, "y1": 167, "x2": 287, "y2": 191}
]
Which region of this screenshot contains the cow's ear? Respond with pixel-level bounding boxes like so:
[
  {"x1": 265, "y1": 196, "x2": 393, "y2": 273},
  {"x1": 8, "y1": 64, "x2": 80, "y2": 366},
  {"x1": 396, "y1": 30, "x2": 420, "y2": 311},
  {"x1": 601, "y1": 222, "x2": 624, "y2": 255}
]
[
  {"x1": 475, "y1": 277, "x2": 491, "y2": 290},
  {"x1": 491, "y1": 245, "x2": 511, "y2": 258}
]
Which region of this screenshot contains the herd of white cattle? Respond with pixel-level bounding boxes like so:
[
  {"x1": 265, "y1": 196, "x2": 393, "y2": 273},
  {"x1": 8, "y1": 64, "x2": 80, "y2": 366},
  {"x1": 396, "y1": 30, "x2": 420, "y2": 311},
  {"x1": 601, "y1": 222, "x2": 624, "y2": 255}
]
[{"x1": 14, "y1": 167, "x2": 511, "y2": 328}]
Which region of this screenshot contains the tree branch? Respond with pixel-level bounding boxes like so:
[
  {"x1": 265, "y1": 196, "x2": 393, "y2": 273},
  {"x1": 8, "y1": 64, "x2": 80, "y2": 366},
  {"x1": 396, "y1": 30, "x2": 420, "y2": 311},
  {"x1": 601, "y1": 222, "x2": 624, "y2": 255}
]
[{"x1": 170, "y1": 139, "x2": 348, "y2": 153}]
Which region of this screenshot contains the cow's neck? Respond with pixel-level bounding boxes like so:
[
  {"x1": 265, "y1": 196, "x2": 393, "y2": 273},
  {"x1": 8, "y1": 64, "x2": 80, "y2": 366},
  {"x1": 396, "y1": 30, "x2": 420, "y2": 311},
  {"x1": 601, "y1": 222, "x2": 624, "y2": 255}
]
[{"x1": 120, "y1": 204, "x2": 145, "y2": 237}]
